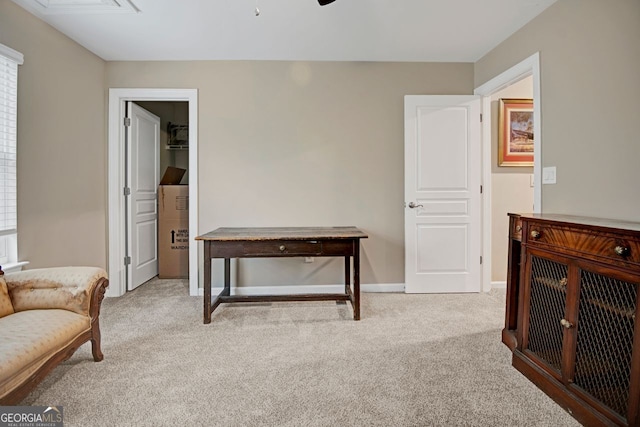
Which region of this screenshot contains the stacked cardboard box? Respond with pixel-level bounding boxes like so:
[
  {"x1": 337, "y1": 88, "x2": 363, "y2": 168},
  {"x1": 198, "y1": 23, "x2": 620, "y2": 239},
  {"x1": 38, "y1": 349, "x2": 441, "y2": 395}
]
[{"x1": 158, "y1": 167, "x2": 188, "y2": 278}]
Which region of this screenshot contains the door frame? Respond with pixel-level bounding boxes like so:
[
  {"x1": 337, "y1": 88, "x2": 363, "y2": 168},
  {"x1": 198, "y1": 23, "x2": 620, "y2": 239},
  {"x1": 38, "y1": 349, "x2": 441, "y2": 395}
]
[
  {"x1": 107, "y1": 88, "x2": 199, "y2": 298},
  {"x1": 474, "y1": 52, "x2": 542, "y2": 292}
]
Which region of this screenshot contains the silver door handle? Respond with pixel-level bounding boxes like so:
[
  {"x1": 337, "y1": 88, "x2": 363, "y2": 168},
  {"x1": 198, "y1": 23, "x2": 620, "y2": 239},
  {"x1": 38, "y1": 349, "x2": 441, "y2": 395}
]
[{"x1": 408, "y1": 202, "x2": 424, "y2": 209}]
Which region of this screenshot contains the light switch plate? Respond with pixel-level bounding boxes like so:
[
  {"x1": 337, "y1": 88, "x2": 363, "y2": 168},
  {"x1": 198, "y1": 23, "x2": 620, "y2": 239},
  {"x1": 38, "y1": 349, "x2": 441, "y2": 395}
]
[{"x1": 543, "y1": 166, "x2": 557, "y2": 184}]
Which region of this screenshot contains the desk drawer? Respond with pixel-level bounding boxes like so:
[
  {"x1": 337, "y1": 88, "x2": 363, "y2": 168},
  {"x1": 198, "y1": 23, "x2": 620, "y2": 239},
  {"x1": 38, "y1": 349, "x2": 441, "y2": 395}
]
[
  {"x1": 209, "y1": 240, "x2": 323, "y2": 257},
  {"x1": 245, "y1": 241, "x2": 322, "y2": 256}
]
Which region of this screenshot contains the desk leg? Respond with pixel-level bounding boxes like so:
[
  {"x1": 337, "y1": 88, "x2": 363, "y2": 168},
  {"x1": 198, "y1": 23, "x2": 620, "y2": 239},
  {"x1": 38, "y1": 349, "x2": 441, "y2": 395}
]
[
  {"x1": 207, "y1": 258, "x2": 230, "y2": 322},
  {"x1": 203, "y1": 243, "x2": 212, "y2": 324},
  {"x1": 223, "y1": 258, "x2": 231, "y2": 296},
  {"x1": 354, "y1": 241, "x2": 361, "y2": 321},
  {"x1": 344, "y1": 256, "x2": 351, "y2": 295}
]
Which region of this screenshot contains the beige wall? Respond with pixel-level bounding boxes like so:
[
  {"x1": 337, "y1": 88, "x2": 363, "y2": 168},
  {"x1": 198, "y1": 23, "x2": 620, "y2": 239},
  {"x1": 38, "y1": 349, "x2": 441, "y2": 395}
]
[
  {"x1": 0, "y1": 1, "x2": 107, "y2": 270},
  {"x1": 2, "y1": 0, "x2": 473, "y2": 286},
  {"x1": 12, "y1": 0, "x2": 632, "y2": 288},
  {"x1": 476, "y1": 0, "x2": 640, "y2": 222},
  {"x1": 108, "y1": 61, "x2": 473, "y2": 286},
  {"x1": 491, "y1": 78, "x2": 534, "y2": 283}
]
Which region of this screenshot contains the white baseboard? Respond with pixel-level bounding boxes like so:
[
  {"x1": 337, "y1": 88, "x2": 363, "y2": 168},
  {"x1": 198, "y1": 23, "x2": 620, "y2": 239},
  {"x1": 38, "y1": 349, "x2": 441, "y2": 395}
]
[
  {"x1": 195, "y1": 283, "x2": 405, "y2": 297},
  {"x1": 363, "y1": 283, "x2": 405, "y2": 293},
  {"x1": 491, "y1": 281, "x2": 507, "y2": 289}
]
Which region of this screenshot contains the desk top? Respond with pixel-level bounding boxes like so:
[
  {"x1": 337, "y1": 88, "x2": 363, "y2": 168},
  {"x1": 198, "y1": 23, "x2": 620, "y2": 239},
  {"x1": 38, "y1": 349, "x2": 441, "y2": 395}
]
[{"x1": 196, "y1": 226, "x2": 368, "y2": 242}]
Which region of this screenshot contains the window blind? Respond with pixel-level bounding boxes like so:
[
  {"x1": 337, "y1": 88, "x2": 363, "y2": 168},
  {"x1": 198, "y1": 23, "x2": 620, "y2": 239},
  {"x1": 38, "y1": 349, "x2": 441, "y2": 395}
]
[{"x1": 0, "y1": 44, "x2": 23, "y2": 237}]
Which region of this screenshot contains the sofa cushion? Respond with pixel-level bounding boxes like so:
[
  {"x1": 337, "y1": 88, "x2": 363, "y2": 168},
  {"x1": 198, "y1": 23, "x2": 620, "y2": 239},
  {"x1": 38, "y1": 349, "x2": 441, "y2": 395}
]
[
  {"x1": 7, "y1": 267, "x2": 107, "y2": 316},
  {"x1": 0, "y1": 276, "x2": 14, "y2": 318},
  {"x1": 0, "y1": 309, "x2": 91, "y2": 400}
]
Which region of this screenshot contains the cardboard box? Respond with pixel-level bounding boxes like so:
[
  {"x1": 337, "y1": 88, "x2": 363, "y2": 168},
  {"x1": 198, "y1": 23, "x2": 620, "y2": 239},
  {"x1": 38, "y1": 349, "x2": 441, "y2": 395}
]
[
  {"x1": 160, "y1": 166, "x2": 186, "y2": 186},
  {"x1": 158, "y1": 168, "x2": 189, "y2": 278}
]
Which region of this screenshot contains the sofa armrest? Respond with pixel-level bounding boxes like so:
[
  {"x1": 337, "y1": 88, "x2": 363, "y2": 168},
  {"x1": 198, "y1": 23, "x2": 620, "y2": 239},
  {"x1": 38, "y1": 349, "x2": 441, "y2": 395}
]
[{"x1": 6, "y1": 267, "x2": 108, "y2": 318}]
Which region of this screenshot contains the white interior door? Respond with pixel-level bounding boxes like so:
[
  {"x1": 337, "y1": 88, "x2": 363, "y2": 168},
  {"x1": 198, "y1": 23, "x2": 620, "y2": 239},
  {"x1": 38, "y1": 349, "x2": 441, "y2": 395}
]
[
  {"x1": 404, "y1": 95, "x2": 482, "y2": 293},
  {"x1": 127, "y1": 102, "x2": 160, "y2": 290}
]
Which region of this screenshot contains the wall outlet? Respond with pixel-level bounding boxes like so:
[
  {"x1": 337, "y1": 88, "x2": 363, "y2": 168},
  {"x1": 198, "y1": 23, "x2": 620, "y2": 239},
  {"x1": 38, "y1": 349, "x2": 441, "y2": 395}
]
[{"x1": 304, "y1": 257, "x2": 314, "y2": 263}]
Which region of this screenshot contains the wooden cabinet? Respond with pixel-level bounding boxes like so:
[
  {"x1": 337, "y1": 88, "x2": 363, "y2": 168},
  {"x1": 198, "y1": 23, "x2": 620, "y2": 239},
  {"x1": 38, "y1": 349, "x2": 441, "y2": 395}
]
[
  {"x1": 505, "y1": 213, "x2": 640, "y2": 426},
  {"x1": 503, "y1": 213, "x2": 523, "y2": 351}
]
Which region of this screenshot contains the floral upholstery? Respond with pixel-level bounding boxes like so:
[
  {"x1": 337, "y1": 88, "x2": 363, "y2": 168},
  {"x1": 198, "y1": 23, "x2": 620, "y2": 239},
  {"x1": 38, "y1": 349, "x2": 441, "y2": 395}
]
[
  {"x1": 0, "y1": 266, "x2": 108, "y2": 404},
  {"x1": 7, "y1": 267, "x2": 107, "y2": 316},
  {"x1": 0, "y1": 310, "x2": 90, "y2": 399}
]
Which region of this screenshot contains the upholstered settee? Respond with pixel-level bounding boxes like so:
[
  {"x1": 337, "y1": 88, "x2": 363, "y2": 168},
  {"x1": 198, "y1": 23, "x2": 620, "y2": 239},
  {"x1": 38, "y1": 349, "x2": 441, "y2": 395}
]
[{"x1": 0, "y1": 266, "x2": 109, "y2": 404}]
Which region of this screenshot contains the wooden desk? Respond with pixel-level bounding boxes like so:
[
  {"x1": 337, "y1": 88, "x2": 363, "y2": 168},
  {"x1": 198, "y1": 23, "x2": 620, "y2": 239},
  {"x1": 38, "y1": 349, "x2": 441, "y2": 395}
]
[{"x1": 196, "y1": 226, "x2": 368, "y2": 323}]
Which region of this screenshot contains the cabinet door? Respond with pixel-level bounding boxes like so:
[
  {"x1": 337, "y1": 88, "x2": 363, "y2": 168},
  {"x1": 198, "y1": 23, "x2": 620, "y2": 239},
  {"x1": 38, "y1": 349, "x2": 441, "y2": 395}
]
[
  {"x1": 571, "y1": 266, "x2": 639, "y2": 423},
  {"x1": 522, "y1": 250, "x2": 570, "y2": 378}
]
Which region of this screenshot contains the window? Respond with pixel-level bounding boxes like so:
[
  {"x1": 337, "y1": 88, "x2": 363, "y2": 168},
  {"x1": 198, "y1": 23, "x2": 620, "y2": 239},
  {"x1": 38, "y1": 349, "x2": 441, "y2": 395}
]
[{"x1": 0, "y1": 44, "x2": 23, "y2": 267}]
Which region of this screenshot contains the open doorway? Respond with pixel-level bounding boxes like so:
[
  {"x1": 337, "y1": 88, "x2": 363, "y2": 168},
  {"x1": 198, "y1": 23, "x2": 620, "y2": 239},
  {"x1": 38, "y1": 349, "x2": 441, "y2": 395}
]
[
  {"x1": 107, "y1": 89, "x2": 199, "y2": 298},
  {"x1": 133, "y1": 101, "x2": 189, "y2": 287},
  {"x1": 475, "y1": 52, "x2": 542, "y2": 292},
  {"x1": 135, "y1": 101, "x2": 190, "y2": 185},
  {"x1": 485, "y1": 77, "x2": 534, "y2": 288}
]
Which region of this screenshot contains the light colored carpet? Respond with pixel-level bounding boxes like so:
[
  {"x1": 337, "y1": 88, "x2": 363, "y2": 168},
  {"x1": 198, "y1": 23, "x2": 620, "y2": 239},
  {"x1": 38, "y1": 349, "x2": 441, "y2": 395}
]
[{"x1": 22, "y1": 278, "x2": 579, "y2": 426}]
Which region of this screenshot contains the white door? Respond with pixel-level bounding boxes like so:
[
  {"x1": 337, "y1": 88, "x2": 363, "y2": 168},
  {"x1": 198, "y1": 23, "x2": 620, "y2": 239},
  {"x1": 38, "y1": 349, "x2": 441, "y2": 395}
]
[
  {"x1": 404, "y1": 96, "x2": 481, "y2": 293},
  {"x1": 127, "y1": 102, "x2": 160, "y2": 290}
]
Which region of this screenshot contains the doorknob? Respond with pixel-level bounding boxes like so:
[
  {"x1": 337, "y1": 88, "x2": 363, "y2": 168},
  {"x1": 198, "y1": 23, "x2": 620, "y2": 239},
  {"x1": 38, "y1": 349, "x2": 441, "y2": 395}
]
[{"x1": 408, "y1": 202, "x2": 424, "y2": 209}]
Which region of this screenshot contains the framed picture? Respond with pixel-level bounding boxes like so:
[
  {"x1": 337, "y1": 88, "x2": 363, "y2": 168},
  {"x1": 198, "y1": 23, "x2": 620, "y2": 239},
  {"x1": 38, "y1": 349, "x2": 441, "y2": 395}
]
[{"x1": 498, "y1": 98, "x2": 534, "y2": 166}]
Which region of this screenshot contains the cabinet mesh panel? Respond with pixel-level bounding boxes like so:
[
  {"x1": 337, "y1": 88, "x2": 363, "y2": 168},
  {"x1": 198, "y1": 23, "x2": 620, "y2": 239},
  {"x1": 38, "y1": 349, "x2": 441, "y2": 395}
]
[
  {"x1": 527, "y1": 256, "x2": 568, "y2": 373},
  {"x1": 574, "y1": 271, "x2": 637, "y2": 418}
]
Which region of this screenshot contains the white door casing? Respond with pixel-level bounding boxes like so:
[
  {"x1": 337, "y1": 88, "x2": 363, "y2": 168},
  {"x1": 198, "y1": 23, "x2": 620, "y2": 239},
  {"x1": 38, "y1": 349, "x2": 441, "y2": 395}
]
[
  {"x1": 404, "y1": 95, "x2": 482, "y2": 293},
  {"x1": 108, "y1": 88, "x2": 198, "y2": 298},
  {"x1": 474, "y1": 52, "x2": 542, "y2": 292},
  {"x1": 127, "y1": 102, "x2": 160, "y2": 290}
]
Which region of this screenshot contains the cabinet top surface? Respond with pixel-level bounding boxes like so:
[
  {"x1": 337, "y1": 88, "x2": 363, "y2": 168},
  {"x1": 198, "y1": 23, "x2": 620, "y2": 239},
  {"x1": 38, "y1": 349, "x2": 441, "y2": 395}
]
[
  {"x1": 510, "y1": 213, "x2": 640, "y2": 233},
  {"x1": 196, "y1": 226, "x2": 368, "y2": 241}
]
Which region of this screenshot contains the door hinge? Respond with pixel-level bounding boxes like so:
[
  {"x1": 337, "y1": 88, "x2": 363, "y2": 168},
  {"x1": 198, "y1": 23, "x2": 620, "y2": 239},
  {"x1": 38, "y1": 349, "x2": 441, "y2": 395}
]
[
  {"x1": 480, "y1": 185, "x2": 483, "y2": 194},
  {"x1": 124, "y1": 256, "x2": 131, "y2": 266},
  {"x1": 124, "y1": 117, "x2": 131, "y2": 127},
  {"x1": 123, "y1": 187, "x2": 131, "y2": 196},
  {"x1": 480, "y1": 256, "x2": 483, "y2": 264},
  {"x1": 480, "y1": 113, "x2": 483, "y2": 122}
]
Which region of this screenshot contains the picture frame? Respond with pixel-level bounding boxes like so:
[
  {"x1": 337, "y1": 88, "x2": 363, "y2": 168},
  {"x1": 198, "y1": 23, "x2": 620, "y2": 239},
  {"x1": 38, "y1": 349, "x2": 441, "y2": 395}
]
[{"x1": 498, "y1": 98, "x2": 534, "y2": 167}]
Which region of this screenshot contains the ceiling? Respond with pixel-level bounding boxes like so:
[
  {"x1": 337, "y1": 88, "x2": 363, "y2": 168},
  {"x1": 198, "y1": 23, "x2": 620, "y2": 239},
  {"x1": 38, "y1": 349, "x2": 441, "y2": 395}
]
[{"x1": 11, "y1": 0, "x2": 557, "y2": 62}]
